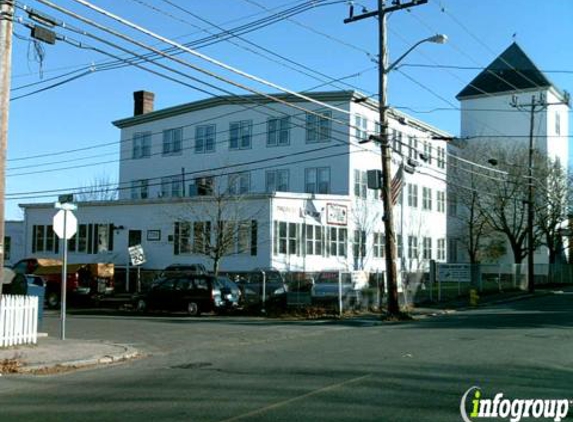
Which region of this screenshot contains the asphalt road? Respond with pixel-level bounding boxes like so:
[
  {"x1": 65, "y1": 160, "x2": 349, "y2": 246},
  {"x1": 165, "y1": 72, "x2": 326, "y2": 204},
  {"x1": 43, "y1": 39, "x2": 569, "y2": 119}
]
[{"x1": 1, "y1": 291, "x2": 572, "y2": 422}]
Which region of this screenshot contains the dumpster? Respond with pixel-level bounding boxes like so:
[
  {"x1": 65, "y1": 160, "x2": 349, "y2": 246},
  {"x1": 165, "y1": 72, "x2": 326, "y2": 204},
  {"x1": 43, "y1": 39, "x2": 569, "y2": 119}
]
[{"x1": 26, "y1": 275, "x2": 46, "y2": 329}]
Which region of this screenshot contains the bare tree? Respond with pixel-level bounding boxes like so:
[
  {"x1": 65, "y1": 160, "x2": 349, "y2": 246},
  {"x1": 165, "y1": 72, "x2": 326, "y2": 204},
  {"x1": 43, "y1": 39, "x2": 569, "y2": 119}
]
[
  {"x1": 173, "y1": 176, "x2": 263, "y2": 275},
  {"x1": 76, "y1": 174, "x2": 118, "y2": 201},
  {"x1": 350, "y1": 197, "x2": 382, "y2": 270}
]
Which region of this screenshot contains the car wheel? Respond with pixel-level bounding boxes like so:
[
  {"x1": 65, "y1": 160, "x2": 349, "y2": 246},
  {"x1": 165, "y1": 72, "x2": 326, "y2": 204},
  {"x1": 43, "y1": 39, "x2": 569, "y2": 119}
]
[
  {"x1": 46, "y1": 292, "x2": 60, "y2": 309},
  {"x1": 186, "y1": 302, "x2": 199, "y2": 316},
  {"x1": 136, "y1": 299, "x2": 147, "y2": 313}
]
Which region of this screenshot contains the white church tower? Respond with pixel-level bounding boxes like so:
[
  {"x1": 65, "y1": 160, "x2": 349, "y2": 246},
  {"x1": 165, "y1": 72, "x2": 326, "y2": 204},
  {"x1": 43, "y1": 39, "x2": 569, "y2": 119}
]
[{"x1": 457, "y1": 42, "x2": 569, "y2": 169}]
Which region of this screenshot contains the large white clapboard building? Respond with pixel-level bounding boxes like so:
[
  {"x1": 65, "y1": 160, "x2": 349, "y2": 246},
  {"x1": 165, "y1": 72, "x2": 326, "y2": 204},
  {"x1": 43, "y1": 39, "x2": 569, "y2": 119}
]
[{"x1": 20, "y1": 90, "x2": 450, "y2": 273}]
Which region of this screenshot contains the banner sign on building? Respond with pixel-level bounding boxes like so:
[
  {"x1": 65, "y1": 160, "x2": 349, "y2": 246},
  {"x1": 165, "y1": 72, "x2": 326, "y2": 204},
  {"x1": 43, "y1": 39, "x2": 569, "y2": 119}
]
[{"x1": 326, "y1": 203, "x2": 347, "y2": 226}]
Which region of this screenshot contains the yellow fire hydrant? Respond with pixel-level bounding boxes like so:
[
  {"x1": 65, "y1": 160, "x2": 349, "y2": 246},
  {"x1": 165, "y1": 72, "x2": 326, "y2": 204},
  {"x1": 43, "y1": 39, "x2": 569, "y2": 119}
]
[{"x1": 469, "y1": 289, "x2": 479, "y2": 307}]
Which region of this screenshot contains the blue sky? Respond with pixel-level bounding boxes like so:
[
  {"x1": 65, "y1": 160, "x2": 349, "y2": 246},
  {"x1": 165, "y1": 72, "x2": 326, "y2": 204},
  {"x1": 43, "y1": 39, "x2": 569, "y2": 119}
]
[{"x1": 6, "y1": 0, "x2": 573, "y2": 220}]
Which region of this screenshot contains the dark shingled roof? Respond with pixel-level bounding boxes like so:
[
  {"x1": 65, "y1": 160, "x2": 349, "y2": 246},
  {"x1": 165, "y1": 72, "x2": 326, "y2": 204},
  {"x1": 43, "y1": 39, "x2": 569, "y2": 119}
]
[{"x1": 456, "y1": 42, "x2": 553, "y2": 99}]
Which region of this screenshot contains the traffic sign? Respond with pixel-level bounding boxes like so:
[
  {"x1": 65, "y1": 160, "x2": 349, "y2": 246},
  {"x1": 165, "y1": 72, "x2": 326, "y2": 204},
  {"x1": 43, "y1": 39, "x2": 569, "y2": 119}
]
[
  {"x1": 128, "y1": 244, "x2": 146, "y2": 266},
  {"x1": 53, "y1": 209, "x2": 78, "y2": 239}
]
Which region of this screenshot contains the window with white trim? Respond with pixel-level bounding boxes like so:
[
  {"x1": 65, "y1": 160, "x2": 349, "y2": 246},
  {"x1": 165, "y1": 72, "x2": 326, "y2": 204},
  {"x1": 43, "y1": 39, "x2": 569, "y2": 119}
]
[
  {"x1": 161, "y1": 175, "x2": 183, "y2": 198},
  {"x1": 422, "y1": 187, "x2": 432, "y2": 211},
  {"x1": 437, "y1": 238, "x2": 446, "y2": 261},
  {"x1": 373, "y1": 232, "x2": 385, "y2": 258},
  {"x1": 437, "y1": 147, "x2": 446, "y2": 169},
  {"x1": 305, "y1": 167, "x2": 330, "y2": 194},
  {"x1": 132, "y1": 131, "x2": 151, "y2": 159},
  {"x1": 423, "y1": 141, "x2": 432, "y2": 164},
  {"x1": 437, "y1": 191, "x2": 445, "y2": 213},
  {"x1": 407, "y1": 184, "x2": 418, "y2": 208},
  {"x1": 131, "y1": 179, "x2": 149, "y2": 200},
  {"x1": 162, "y1": 127, "x2": 182, "y2": 155},
  {"x1": 354, "y1": 169, "x2": 367, "y2": 199},
  {"x1": 267, "y1": 116, "x2": 290, "y2": 146},
  {"x1": 306, "y1": 111, "x2": 332, "y2": 143},
  {"x1": 195, "y1": 124, "x2": 216, "y2": 153},
  {"x1": 408, "y1": 136, "x2": 418, "y2": 159},
  {"x1": 305, "y1": 224, "x2": 323, "y2": 256},
  {"x1": 228, "y1": 172, "x2": 251, "y2": 194},
  {"x1": 329, "y1": 227, "x2": 347, "y2": 257},
  {"x1": 408, "y1": 236, "x2": 418, "y2": 259},
  {"x1": 423, "y1": 237, "x2": 432, "y2": 260},
  {"x1": 230, "y1": 120, "x2": 252, "y2": 150},
  {"x1": 355, "y1": 114, "x2": 368, "y2": 141},
  {"x1": 266, "y1": 169, "x2": 289, "y2": 193}
]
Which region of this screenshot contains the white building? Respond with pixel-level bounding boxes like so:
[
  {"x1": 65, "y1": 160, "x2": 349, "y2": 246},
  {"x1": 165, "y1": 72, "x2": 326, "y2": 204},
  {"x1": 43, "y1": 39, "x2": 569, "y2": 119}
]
[
  {"x1": 4, "y1": 221, "x2": 25, "y2": 267},
  {"x1": 20, "y1": 90, "x2": 450, "y2": 274},
  {"x1": 453, "y1": 42, "x2": 570, "y2": 265}
]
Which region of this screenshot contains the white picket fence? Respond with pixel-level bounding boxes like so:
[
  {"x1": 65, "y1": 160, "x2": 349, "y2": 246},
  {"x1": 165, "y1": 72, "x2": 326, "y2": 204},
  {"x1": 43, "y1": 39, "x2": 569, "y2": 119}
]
[{"x1": 0, "y1": 295, "x2": 39, "y2": 348}]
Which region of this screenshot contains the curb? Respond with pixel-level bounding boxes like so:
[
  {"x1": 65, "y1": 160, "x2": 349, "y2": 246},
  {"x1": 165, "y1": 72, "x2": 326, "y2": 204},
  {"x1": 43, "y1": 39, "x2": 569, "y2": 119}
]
[{"x1": 17, "y1": 344, "x2": 141, "y2": 374}]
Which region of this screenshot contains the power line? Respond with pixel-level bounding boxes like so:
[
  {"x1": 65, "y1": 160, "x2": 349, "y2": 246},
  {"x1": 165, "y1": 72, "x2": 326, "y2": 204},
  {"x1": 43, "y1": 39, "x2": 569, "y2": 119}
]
[{"x1": 401, "y1": 63, "x2": 573, "y2": 74}]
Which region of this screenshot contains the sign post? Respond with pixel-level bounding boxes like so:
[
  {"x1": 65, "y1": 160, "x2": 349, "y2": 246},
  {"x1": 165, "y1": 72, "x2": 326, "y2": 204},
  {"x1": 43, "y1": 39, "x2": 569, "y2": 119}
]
[
  {"x1": 53, "y1": 196, "x2": 78, "y2": 341},
  {"x1": 128, "y1": 244, "x2": 146, "y2": 293}
]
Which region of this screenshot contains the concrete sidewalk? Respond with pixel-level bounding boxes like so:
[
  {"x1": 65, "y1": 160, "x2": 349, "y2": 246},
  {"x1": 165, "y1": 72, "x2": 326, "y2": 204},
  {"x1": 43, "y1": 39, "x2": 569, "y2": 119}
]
[{"x1": 0, "y1": 337, "x2": 139, "y2": 375}]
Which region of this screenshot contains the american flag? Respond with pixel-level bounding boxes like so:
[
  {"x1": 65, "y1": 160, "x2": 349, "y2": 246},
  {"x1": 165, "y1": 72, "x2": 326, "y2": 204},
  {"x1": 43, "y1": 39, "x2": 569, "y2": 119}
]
[{"x1": 390, "y1": 165, "x2": 404, "y2": 205}]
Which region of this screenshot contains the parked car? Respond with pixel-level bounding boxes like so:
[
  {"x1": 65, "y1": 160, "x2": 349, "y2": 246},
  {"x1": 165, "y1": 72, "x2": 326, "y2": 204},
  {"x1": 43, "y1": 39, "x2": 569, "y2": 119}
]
[
  {"x1": 235, "y1": 268, "x2": 287, "y2": 307},
  {"x1": 12, "y1": 258, "x2": 114, "y2": 308},
  {"x1": 214, "y1": 276, "x2": 241, "y2": 309},
  {"x1": 310, "y1": 271, "x2": 361, "y2": 307},
  {"x1": 159, "y1": 263, "x2": 208, "y2": 279},
  {"x1": 134, "y1": 274, "x2": 225, "y2": 316}
]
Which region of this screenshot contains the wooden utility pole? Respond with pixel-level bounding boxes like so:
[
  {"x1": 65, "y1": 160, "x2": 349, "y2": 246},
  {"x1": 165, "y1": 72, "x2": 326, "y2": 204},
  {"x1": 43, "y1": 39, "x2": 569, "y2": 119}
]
[
  {"x1": 345, "y1": 0, "x2": 428, "y2": 316},
  {"x1": 0, "y1": 0, "x2": 14, "y2": 294}
]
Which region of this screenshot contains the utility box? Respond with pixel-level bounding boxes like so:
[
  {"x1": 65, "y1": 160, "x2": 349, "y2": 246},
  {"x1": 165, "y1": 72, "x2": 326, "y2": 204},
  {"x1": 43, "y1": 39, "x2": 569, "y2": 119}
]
[{"x1": 367, "y1": 169, "x2": 382, "y2": 189}]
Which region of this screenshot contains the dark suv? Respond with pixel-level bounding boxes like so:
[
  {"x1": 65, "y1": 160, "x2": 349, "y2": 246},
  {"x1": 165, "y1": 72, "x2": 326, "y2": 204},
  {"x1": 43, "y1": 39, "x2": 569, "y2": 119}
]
[{"x1": 135, "y1": 274, "x2": 223, "y2": 316}]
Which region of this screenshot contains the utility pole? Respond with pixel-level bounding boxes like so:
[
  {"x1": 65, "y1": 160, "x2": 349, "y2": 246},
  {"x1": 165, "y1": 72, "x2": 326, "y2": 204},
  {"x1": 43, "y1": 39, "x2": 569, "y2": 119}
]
[
  {"x1": 511, "y1": 93, "x2": 569, "y2": 293},
  {"x1": 345, "y1": 0, "x2": 428, "y2": 316},
  {"x1": 0, "y1": 0, "x2": 14, "y2": 294}
]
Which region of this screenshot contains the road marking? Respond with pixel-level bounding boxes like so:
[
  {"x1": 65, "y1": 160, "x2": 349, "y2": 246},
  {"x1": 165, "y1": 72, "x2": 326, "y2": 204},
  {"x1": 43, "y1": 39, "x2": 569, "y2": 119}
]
[{"x1": 216, "y1": 374, "x2": 372, "y2": 422}]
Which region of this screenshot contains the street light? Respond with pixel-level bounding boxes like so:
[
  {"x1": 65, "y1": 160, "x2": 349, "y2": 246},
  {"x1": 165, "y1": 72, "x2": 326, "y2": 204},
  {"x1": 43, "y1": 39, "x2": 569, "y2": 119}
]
[{"x1": 386, "y1": 34, "x2": 448, "y2": 74}]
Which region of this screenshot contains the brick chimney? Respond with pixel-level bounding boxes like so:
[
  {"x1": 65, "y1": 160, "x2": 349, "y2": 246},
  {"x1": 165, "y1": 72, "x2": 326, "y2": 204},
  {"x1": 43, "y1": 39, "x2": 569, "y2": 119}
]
[{"x1": 133, "y1": 90, "x2": 155, "y2": 116}]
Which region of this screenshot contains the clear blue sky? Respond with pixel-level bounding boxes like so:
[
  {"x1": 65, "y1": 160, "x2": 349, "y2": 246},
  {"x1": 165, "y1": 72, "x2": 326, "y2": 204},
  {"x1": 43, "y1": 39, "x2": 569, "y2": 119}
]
[{"x1": 6, "y1": 0, "x2": 573, "y2": 220}]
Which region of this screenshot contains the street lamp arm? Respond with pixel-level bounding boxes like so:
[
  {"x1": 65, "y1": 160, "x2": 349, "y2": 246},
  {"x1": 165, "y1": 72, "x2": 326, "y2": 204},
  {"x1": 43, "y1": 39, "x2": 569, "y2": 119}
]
[{"x1": 385, "y1": 34, "x2": 448, "y2": 74}]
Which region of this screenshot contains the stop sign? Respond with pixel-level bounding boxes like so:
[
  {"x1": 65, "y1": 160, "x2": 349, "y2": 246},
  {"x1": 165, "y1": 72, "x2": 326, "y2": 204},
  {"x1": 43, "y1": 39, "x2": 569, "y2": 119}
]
[{"x1": 53, "y1": 210, "x2": 78, "y2": 239}]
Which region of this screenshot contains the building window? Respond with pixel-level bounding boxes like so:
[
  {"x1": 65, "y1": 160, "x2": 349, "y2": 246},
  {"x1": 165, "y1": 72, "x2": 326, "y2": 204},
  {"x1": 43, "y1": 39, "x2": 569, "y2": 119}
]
[
  {"x1": 422, "y1": 187, "x2": 432, "y2": 211},
  {"x1": 161, "y1": 175, "x2": 183, "y2": 198},
  {"x1": 267, "y1": 117, "x2": 290, "y2": 146},
  {"x1": 306, "y1": 111, "x2": 332, "y2": 143},
  {"x1": 355, "y1": 115, "x2": 368, "y2": 141},
  {"x1": 437, "y1": 191, "x2": 445, "y2": 213},
  {"x1": 437, "y1": 238, "x2": 446, "y2": 261},
  {"x1": 423, "y1": 141, "x2": 432, "y2": 164},
  {"x1": 408, "y1": 136, "x2": 418, "y2": 159},
  {"x1": 397, "y1": 234, "x2": 403, "y2": 259},
  {"x1": 408, "y1": 236, "x2": 418, "y2": 260},
  {"x1": 162, "y1": 128, "x2": 183, "y2": 155},
  {"x1": 131, "y1": 179, "x2": 149, "y2": 200},
  {"x1": 555, "y1": 112, "x2": 561, "y2": 136},
  {"x1": 373, "y1": 232, "x2": 385, "y2": 258},
  {"x1": 392, "y1": 129, "x2": 402, "y2": 154},
  {"x1": 448, "y1": 238, "x2": 458, "y2": 262},
  {"x1": 132, "y1": 131, "x2": 151, "y2": 159},
  {"x1": 407, "y1": 184, "x2": 418, "y2": 208},
  {"x1": 423, "y1": 237, "x2": 432, "y2": 260},
  {"x1": 274, "y1": 222, "x2": 299, "y2": 255},
  {"x1": 190, "y1": 176, "x2": 214, "y2": 196},
  {"x1": 176, "y1": 222, "x2": 192, "y2": 254},
  {"x1": 305, "y1": 167, "x2": 330, "y2": 194},
  {"x1": 229, "y1": 120, "x2": 252, "y2": 150},
  {"x1": 195, "y1": 124, "x2": 216, "y2": 153},
  {"x1": 437, "y1": 147, "x2": 446, "y2": 169},
  {"x1": 448, "y1": 192, "x2": 457, "y2": 217},
  {"x1": 354, "y1": 170, "x2": 367, "y2": 199},
  {"x1": 228, "y1": 172, "x2": 251, "y2": 195},
  {"x1": 192, "y1": 222, "x2": 211, "y2": 254},
  {"x1": 266, "y1": 169, "x2": 289, "y2": 193},
  {"x1": 329, "y1": 227, "x2": 347, "y2": 257},
  {"x1": 305, "y1": 224, "x2": 323, "y2": 256},
  {"x1": 353, "y1": 230, "x2": 366, "y2": 264}
]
